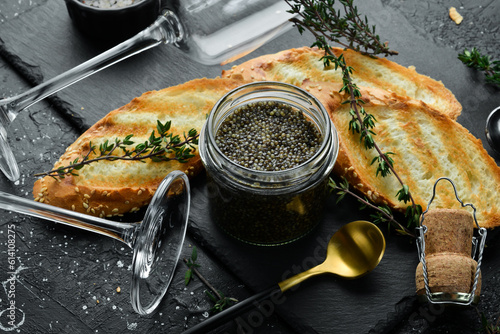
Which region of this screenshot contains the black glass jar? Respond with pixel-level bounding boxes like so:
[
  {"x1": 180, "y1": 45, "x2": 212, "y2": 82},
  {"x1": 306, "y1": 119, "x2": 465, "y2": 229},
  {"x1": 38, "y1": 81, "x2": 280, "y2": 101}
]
[{"x1": 199, "y1": 82, "x2": 339, "y2": 246}]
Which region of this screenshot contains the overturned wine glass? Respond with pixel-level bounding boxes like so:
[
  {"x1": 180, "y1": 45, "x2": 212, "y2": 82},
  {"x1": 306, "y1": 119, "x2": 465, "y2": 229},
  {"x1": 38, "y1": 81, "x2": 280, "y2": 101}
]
[
  {"x1": 0, "y1": 0, "x2": 297, "y2": 181},
  {"x1": 0, "y1": 171, "x2": 190, "y2": 315}
]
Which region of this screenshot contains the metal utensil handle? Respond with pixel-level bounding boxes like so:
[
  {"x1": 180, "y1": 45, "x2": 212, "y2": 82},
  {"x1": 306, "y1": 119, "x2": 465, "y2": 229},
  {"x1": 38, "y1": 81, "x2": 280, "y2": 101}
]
[{"x1": 416, "y1": 177, "x2": 487, "y2": 305}]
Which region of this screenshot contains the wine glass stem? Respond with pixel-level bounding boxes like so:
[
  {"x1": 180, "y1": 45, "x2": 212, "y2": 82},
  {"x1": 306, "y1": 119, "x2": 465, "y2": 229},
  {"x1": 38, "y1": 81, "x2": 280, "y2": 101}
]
[
  {"x1": 0, "y1": 190, "x2": 139, "y2": 247},
  {"x1": 0, "y1": 10, "x2": 183, "y2": 126}
]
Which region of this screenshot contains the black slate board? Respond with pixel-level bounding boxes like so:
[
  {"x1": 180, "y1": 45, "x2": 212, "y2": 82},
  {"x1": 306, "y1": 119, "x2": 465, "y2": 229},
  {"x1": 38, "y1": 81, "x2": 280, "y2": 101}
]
[
  {"x1": 1, "y1": 0, "x2": 500, "y2": 333},
  {"x1": 188, "y1": 174, "x2": 419, "y2": 333}
]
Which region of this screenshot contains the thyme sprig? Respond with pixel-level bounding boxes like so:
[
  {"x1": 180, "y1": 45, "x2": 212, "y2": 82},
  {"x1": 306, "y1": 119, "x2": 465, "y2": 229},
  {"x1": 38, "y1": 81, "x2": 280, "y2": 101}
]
[
  {"x1": 324, "y1": 45, "x2": 422, "y2": 230},
  {"x1": 329, "y1": 178, "x2": 414, "y2": 237},
  {"x1": 458, "y1": 47, "x2": 500, "y2": 87},
  {"x1": 287, "y1": 0, "x2": 422, "y2": 232},
  {"x1": 35, "y1": 120, "x2": 199, "y2": 179},
  {"x1": 184, "y1": 248, "x2": 238, "y2": 314},
  {"x1": 285, "y1": 0, "x2": 398, "y2": 57}
]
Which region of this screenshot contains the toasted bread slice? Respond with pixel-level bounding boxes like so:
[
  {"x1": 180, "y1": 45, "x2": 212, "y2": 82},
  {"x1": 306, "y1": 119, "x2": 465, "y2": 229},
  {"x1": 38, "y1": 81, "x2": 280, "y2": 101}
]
[
  {"x1": 302, "y1": 81, "x2": 500, "y2": 228},
  {"x1": 33, "y1": 78, "x2": 246, "y2": 217},
  {"x1": 222, "y1": 47, "x2": 461, "y2": 120}
]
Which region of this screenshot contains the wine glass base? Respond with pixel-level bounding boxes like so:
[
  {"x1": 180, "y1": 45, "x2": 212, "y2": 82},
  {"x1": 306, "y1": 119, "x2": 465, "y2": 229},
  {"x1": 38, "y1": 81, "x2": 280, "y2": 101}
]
[
  {"x1": 0, "y1": 124, "x2": 20, "y2": 182},
  {"x1": 130, "y1": 171, "x2": 190, "y2": 315}
]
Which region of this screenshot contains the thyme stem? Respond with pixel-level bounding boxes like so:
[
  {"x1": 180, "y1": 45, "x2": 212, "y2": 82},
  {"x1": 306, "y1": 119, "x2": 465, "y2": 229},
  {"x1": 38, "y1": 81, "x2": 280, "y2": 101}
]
[
  {"x1": 183, "y1": 258, "x2": 222, "y2": 300},
  {"x1": 287, "y1": 0, "x2": 422, "y2": 232},
  {"x1": 328, "y1": 46, "x2": 420, "y2": 225},
  {"x1": 330, "y1": 178, "x2": 414, "y2": 237},
  {"x1": 35, "y1": 120, "x2": 199, "y2": 179},
  {"x1": 183, "y1": 248, "x2": 238, "y2": 314},
  {"x1": 285, "y1": 0, "x2": 398, "y2": 57}
]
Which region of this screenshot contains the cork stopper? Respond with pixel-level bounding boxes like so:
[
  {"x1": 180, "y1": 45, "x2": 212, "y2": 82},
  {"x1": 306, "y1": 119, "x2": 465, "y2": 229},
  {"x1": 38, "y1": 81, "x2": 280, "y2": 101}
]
[
  {"x1": 415, "y1": 208, "x2": 481, "y2": 298},
  {"x1": 422, "y1": 208, "x2": 473, "y2": 256}
]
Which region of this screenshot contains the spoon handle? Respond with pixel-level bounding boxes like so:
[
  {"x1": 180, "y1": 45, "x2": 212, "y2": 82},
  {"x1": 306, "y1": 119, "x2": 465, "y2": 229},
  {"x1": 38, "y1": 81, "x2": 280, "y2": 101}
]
[
  {"x1": 278, "y1": 263, "x2": 327, "y2": 293},
  {"x1": 182, "y1": 285, "x2": 282, "y2": 334}
]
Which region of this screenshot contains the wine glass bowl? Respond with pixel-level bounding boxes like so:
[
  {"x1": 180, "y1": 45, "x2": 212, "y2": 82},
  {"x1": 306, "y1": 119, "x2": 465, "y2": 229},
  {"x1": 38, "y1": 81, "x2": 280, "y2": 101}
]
[
  {"x1": 0, "y1": 170, "x2": 190, "y2": 315},
  {"x1": 131, "y1": 174, "x2": 190, "y2": 314},
  {"x1": 64, "y1": 0, "x2": 160, "y2": 42}
]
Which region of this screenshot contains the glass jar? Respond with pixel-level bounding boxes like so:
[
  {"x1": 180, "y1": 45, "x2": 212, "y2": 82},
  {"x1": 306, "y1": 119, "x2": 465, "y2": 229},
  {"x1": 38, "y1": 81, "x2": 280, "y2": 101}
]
[{"x1": 199, "y1": 82, "x2": 339, "y2": 246}]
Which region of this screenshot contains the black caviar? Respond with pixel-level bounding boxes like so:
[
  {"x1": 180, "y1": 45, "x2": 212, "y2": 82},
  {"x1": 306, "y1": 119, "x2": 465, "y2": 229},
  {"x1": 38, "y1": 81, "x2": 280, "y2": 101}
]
[{"x1": 215, "y1": 101, "x2": 322, "y2": 171}]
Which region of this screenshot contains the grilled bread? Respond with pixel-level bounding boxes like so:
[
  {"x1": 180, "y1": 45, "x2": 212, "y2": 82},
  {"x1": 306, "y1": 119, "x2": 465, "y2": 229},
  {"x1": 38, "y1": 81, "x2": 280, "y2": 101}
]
[
  {"x1": 302, "y1": 81, "x2": 500, "y2": 228},
  {"x1": 222, "y1": 46, "x2": 462, "y2": 120},
  {"x1": 33, "y1": 47, "x2": 497, "y2": 228},
  {"x1": 33, "y1": 78, "x2": 246, "y2": 217}
]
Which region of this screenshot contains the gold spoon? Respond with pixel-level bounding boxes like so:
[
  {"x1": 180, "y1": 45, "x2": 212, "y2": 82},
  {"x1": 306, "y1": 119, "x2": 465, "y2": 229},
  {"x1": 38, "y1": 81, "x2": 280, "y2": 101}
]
[{"x1": 183, "y1": 220, "x2": 386, "y2": 334}]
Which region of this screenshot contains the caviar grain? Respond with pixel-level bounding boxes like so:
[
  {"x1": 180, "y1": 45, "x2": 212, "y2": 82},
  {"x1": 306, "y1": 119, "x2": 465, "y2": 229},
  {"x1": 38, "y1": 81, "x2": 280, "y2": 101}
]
[{"x1": 215, "y1": 101, "x2": 322, "y2": 171}]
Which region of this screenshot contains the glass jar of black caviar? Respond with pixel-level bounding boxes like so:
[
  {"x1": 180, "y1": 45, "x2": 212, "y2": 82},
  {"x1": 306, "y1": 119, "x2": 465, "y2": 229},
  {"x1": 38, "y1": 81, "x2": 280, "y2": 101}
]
[{"x1": 199, "y1": 82, "x2": 339, "y2": 246}]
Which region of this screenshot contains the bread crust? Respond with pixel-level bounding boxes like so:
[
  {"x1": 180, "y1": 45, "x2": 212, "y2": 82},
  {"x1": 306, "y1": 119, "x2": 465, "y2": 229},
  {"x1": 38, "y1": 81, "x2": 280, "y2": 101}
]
[
  {"x1": 33, "y1": 78, "x2": 246, "y2": 217},
  {"x1": 302, "y1": 81, "x2": 500, "y2": 228},
  {"x1": 222, "y1": 46, "x2": 462, "y2": 120}
]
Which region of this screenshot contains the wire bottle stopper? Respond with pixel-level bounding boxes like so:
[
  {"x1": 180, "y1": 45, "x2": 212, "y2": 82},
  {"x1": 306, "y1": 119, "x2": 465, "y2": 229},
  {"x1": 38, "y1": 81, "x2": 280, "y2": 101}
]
[{"x1": 415, "y1": 177, "x2": 487, "y2": 305}]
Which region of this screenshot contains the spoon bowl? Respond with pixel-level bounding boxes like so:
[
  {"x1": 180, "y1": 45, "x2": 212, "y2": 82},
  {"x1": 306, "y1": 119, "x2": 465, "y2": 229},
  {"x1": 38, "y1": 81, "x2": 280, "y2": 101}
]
[
  {"x1": 278, "y1": 220, "x2": 386, "y2": 292},
  {"x1": 326, "y1": 219, "x2": 386, "y2": 277},
  {"x1": 485, "y1": 106, "x2": 500, "y2": 154}
]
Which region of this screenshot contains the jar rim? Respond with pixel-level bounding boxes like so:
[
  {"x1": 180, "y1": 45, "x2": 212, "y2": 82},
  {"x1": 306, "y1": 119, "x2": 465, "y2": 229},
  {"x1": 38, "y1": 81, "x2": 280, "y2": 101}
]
[{"x1": 202, "y1": 81, "x2": 339, "y2": 187}]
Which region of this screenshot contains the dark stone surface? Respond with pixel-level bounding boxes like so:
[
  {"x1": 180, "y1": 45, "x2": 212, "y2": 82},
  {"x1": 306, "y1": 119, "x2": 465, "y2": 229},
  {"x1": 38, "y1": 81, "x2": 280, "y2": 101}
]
[
  {"x1": 0, "y1": 0, "x2": 499, "y2": 333},
  {"x1": 381, "y1": 0, "x2": 499, "y2": 58}
]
